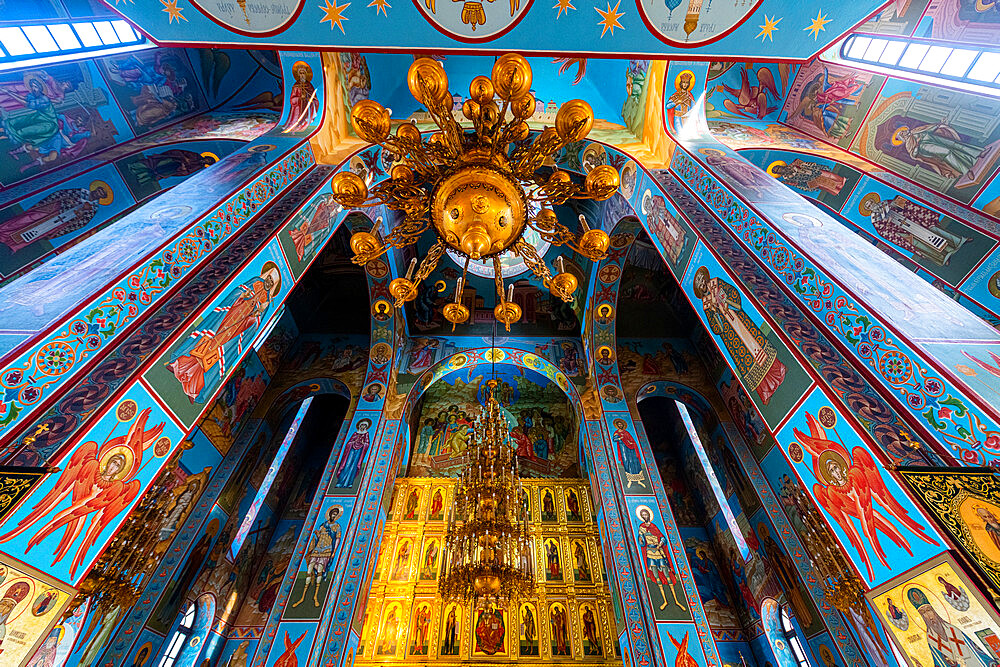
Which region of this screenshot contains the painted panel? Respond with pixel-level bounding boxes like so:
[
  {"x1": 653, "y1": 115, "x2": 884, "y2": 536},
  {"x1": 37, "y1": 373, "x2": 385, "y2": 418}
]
[
  {"x1": 143, "y1": 238, "x2": 293, "y2": 428},
  {"x1": 772, "y1": 386, "x2": 944, "y2": 585},
  {"x1": 0, "y1": 383, "x2": 183, "y2": 585},
  {"x1": 681, "y1": 239, "x2": 810, "y2": 430}
]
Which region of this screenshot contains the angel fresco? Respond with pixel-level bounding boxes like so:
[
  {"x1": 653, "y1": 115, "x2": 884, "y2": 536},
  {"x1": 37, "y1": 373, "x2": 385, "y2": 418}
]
[
  {"x1": 793, "y1": 411, "x2": 939, "y2": 580},
  {"x1": 720, "y1": 66, "x2": 781, "y2": 120},
  {"x1": 792, "y1": 67, "x2": 863, "y2": 138},
  {"x1": 0, "y1": 406, "x2": 166, "y2": 580},
  {"x1": 166, "y1": 262, "x2": 281, "y2": 404},
  {"x1": 0, "y1": 72, "x2": 91, "y2": 170}
]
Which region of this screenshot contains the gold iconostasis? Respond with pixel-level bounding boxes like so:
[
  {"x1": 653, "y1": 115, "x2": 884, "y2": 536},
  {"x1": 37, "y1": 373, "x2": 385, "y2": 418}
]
[{"x1": 357, "y1": 478, "x2": 621, "y2": 665}]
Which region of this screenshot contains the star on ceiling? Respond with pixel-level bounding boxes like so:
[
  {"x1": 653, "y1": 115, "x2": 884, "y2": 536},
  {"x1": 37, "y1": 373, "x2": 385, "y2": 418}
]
[
  {"x1": 804, "y1": 10, "x2": 831, "y2": 39},
  {"x1": 368, "y1": 0, "x2": 390, "y2": 16},
  {"x1": 756, "y1": 14, "x2": 781, "y2": 42},
  {"x1": 595, "y1": 0, "x2": 624, "y2": 37},
  {"x1": 160, "y1": 0, "x2": 187, "y2": 22},
  {"x1": 320, "y1": 0, "x2": 350, "y2": 32},
  {"x1": 554, "y1": 0, "x2": 575, "y2": 18}
]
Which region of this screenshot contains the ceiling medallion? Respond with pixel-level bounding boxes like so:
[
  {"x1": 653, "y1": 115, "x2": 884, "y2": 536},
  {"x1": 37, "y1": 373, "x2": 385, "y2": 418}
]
[{"x1": 328, "y1": 54, "x2": 618, "y2": 331}]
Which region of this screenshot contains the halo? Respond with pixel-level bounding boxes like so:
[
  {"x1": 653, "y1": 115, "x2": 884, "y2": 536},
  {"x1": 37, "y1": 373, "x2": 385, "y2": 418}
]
[
  {"x1": 891, "y1": 126, "x2": 909, "y2": 146},
  {"x1": 674, "y1": 69, "x2": 696, "y2": 90},
  {"x1": 291, "y1": 60, "x2": 313, "y2": 81},
  {"x1": 349, "y1": 155, "x2": 367, "y2": 177},
  {"x1": 612, "y1": 417, "x2": 626, "y2": 429},
  {"x1": 634, "y1": 504, "x2": 653, "y2": 520},
  {"x1": 434, "y1": 280, "x2": 447, "y2": 292},
  {"x1": 697, "y1": 147, "x2": 726, "y2": 156},
  {"x1": 641, "y1": 189, "x2": 652, "y2": 216},
  {"x1": 766, "y1": 160, "x2": 786, "y2": 177},
  {"x1": 200, "y1": 151, "x2": 219, "y2": 163},
  {"x1": 859, "y1": 192, "x2": 881, "y2": 217},
  {"x1": 260, "y1": 260, "x2": 282, "y2": 297},
  {"x1": 90, "y1": 180, "x2": 114, "y2": 206},
  {"x1": 817, "y1": 450, "x2": 850, "y2": 486},
  {"x1": 98, "y1": 445, "x2": 135, "y2": 482},
  {"x1": 248, "y1": 144, "x2": 276, "y2": 153}
]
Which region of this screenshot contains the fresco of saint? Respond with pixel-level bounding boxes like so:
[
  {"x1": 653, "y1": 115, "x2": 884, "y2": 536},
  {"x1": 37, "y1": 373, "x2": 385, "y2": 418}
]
[
  {"x1": 283, "y1": 62, "x2": 319, "y2": 133},
  {"x1": 166, "y1": 262, "x2": 281, "y2": 404},
  {"x1": 636, "y1": 505, "x2": 685, "y2": 611},
  {"x1": 0, "y1": 182, "x2": 111, "y2": 253},
  {"x1": 859, "y1": 192, "x2": 968, "y2": 266},
  {"x1": 334, "y1": 419, "x2": 371, "y2": 489},
  {"x1": 693, "y1": 266, "x2": 786, "y2": 405},
  {"x1": 770, "y1": 159, "x2": 846, "y2": 196}
]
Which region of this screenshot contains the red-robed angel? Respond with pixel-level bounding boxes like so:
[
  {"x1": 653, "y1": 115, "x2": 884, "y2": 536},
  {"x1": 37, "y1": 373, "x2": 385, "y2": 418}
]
[
  {"x1": 0, "y1": 407, "x2": 165, "y2": 580},
  {"x1": 793, "y1": 412, "x2": 938, "y2": 580}
]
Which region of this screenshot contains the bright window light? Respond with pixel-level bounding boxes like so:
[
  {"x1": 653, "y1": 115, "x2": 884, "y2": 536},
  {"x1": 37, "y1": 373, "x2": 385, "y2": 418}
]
[
  {"x1": 22, "y1": 26, "x2": 57, "y2": 53},
  {"x1": 47, "y1": 24, "x2": 80, "y2": 50},
  {"x1": 847, "y1": 36, "x2": 871, "y2": 58},
  {"x1": 93, "y1": 21, "x2": 119, "y2": 44},
  {"x1": 942, "y1": 48, "x2": 977, "y2": 76},
  {"x1": 111, "y1": 20, "x2": 136, "y2": 42},
  {"x1": 899, "y1": 43, "x2": 929, "y2": 68},
  {"x1": 968, "y1": 52, "x2": 1000, "y2": 81},
  {"x1": 72, "y1": 22, "x2": 101, "y2": 47},
  {"x1": 675, "y1": 401, "x2": 751, "y2": 560},
  {"x1": 862, "y1": 38, "x2": 888, "y2": 61},
  {"x1": 920, "y1": 45, "x2": 952, "y2": 73},
  {"x1": 229, "y1": 397, "x2": 312, "y2": 559},
  {"x1": 879, "y1": 41, "x2": 906, "y2": 65},
  {"x1": 0, "y1": 28, "x2": 34, "y2": 56},
  {"x1": 0, "y1": 18, "x2": 146, "y2": 72}
]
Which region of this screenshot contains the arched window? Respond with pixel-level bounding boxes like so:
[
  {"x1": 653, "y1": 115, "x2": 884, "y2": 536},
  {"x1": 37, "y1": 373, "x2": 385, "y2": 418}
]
[
  {"x1": 780, "y1": 605, "x2": 811, "y2": 667},
  {"x1": 158, "y1": 603, "x2": 195, "y2": 667}
]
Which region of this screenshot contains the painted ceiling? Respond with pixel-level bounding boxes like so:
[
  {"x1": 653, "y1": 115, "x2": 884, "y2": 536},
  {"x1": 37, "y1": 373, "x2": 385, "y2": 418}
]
[{"x1": 109, "y1": 0, "x2": 880, "y2": 58}]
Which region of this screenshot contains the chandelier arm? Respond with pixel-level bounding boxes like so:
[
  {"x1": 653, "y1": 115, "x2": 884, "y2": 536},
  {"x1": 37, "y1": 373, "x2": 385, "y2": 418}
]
[
  {"x1": 525, "y1": 216, "x2": 577, "y2": 246},
  {"x1": 411, "y1": 239, "x2": 447, "y2": 287},
  {"x1": 383, "y1": 218, "x2": 429, "y2": 248},
  {"x1": 514, "y1": 239, "x2": 560, "y2": 294},
  {"x1": 493, "y1": 255, "x2": 506, "y2": 303},
  {"x1": 566, "y1": 239, "x2": 608, "y2": 262}
]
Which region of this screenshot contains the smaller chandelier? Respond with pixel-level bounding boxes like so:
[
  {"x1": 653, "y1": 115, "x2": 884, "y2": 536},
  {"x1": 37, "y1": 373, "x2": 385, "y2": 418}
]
[
  {"x1": 328, "y1": 54, "x2": 618, "y2": 330},
  {"x1": 439, "y1": 379, "x2": 534, "y2": 607}
]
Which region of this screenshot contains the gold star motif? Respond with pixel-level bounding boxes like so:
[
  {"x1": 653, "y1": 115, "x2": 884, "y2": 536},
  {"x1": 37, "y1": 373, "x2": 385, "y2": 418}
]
[
  {"x1": 320, "y1": 0, "x2": 350, "y2": 32},
  {"x1": 595, "y1": 0, "x2": 624, "y2": 37},
  {"x1": 368, "y1": 0, "x2": 389, "y2": 16},
  {"x1": 804, "y1": 10, "x2": 831, "y2": 39},
  {"x1": 756, "y1": 14, "x2": 781, "y2": 42},
  {"x1": 160, "y1": 0, "x2": 187, "y2": 22},
  {"x1": 554, "y1": 0, "x2": 575, "y2": 18}
]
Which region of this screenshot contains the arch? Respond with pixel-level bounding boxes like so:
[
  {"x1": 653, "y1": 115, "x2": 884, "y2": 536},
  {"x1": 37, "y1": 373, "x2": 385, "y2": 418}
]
[{"x1": 399, "y1": 347, "x2": 583, "y2": 427}]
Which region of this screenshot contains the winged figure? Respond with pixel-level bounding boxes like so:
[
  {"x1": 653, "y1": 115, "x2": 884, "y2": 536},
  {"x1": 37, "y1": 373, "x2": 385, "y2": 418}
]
[
  {"x1": 793, "y1": 412, "x2": 938, "y2": 580},
  {"x1": 721, "y1": 66, "x2": 780, "y2": 120},
  {"x1": 0, "y1": 407, "x2": 165, "y2": 579}
]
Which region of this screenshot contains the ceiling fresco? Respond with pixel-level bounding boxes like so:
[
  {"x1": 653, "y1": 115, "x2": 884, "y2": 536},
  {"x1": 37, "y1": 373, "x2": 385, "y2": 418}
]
[
  {"x1": 408, "y1": 362, "x2": 579, "y2": 478},
  {"x1": 109, "y1": 0, "x2": 881, "y2": 58}
]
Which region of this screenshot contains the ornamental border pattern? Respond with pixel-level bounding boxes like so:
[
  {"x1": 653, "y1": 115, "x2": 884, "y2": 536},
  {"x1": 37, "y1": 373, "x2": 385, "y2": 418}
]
[
  {"x1": 5, "y1": 164, "x2": 333, "y2": 467},
  {"x1": 671, "y1": 151, "x2": 1000, "y2": 465},
  {"x1": 0, "y1": 145, "x2": 314, "y2": 444},
  {"x1": 656, "y1": 174, "x2": 940, "y2": 468}
]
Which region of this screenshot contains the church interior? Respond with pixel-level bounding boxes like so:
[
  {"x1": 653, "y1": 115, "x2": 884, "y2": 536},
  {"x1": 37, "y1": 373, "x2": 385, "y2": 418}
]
[{"x1": 4, "y1": 2, "x2": 1000, "y2": 667}]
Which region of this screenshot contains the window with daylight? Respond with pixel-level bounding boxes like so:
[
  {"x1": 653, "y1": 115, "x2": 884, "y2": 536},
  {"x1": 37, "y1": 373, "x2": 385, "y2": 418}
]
[
  {"x1": 838, "y1": 34, "x2": 1000, "y2": 93},
  {"x1": 780, "y1": 605, "x2": 811, "y2": 667},
  {"x1": 674, "y1": 400, "x2": 750, "y2": 560},
  {"x1": 0, "y1": 19, "x2": 150, "y2": 71},
  {"x1": 157, "y1": 602, "x2": 195, "y2": 667}
]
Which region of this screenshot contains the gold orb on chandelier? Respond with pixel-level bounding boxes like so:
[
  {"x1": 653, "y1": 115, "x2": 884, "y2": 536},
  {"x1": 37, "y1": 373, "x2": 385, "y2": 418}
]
[{"x1": 327, "y1": 53, "x2": 618, "y2": 330}]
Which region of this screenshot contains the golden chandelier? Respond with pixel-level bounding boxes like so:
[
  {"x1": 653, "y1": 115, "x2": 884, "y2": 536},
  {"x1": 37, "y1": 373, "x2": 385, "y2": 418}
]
[
  {"x1": 439, "y1": 379, "x2": 534, "y2": 606},
  {"x1": 328, "y1": 54, "x2": 618, "y2": 330}
]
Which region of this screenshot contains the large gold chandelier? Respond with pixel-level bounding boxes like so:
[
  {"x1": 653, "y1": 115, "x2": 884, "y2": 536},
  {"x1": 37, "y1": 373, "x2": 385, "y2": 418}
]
[
  {"x1": 328, "y1": 54, "x2": 618, "y2": 330},
  {"x1": 439, "y1": 379, "x2": 534, "y2": 606}
]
